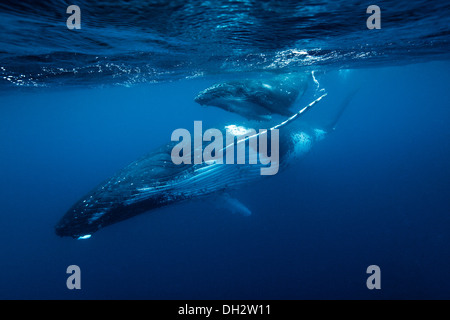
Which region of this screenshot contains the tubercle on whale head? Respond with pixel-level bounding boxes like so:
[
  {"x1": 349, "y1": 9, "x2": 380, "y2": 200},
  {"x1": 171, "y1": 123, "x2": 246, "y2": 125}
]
[
  {"x1": 194, "y1": 86, "x2": 216, "y2": 106},
  {"x1": 54, "y1": 191, "x2": 112, "y2": 238},
  {"x1": 194, "y1": 93, "x2": 206, "y2": 105},
  {"x1": 54, "y1": 209, "x2": 101, "y2": 239},
  {"x1": 194, "y1": 82, "x2": 239, "y2": 106}
]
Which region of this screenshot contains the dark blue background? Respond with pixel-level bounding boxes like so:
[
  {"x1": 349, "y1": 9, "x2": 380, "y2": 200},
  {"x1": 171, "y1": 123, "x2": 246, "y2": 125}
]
[{"x1": 0, "y1": 61, "x2": 449, "y2": 299}]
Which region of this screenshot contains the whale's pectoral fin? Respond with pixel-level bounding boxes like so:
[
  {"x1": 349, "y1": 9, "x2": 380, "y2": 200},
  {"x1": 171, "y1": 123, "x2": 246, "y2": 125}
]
[{"x1": 212, "y1": 194, "x2": 252, "y2": 217}]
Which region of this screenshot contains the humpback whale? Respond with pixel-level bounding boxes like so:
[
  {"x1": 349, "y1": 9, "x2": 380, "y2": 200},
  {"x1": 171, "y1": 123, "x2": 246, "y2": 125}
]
[
  {"x1": 55, "y1": 74, "x2": 350, "y2": 239},
  {"x1": 194, "y1": 73, "x2": 309, "y2": 120}
]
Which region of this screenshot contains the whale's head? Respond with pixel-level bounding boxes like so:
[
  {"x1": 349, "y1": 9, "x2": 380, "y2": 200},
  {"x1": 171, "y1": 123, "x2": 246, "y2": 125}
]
[
  {"x1": 55, "y1": 183, "x2": 165, "y2": 239},
  {"x1": 195, "y1": 82, "x2": 253, "y2": 112},
  {"x1": 55, "y1": 195, "x2": 112, "y2": 239},
  {"x1": 55, "y1": 146, "x2": 182, "y2": 239},
  {"x1": 55, "y1": 181, "x2": 146, "y2": 239},
  {"x1": 194, "y1": 82, "x2": 236, "y2": 106}
]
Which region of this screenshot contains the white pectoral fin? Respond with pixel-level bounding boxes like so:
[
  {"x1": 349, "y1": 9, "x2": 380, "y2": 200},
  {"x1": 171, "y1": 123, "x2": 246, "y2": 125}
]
[{"x1": 215, "y1": 194, "x2": 252, "y2": 217}]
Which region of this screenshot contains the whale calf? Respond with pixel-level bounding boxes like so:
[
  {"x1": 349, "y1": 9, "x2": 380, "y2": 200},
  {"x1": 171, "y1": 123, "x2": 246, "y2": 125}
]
[
  {"x1": 194, "y1": 73, "x2": 309, "y2": 120},
  {"x1": 55, "y1": 75, "x2": 350, "y2": 239}
]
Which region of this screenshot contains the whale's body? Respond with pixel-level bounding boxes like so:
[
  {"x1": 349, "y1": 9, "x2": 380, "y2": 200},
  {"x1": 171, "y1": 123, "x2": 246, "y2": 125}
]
[
  {"x1": 55, "y1": 74, "x2": 348, "y2": 239},
  {"x1": 194, "y1": 73, "x2": 309, "y2": 120},
  {"x1": 55, "y1": 123, "x2": 325, "y2": 238}
]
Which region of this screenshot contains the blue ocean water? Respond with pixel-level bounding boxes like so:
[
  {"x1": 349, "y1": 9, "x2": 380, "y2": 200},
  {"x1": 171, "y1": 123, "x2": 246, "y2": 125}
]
[{"x1": 0, "y1": 1, "x2": 449, "y2": 299}]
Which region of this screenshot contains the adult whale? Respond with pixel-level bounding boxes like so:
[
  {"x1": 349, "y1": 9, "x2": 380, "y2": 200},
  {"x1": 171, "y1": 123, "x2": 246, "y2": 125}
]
[{"x1": 55, "y1": 76, "x2": 351, "y2": 239}]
